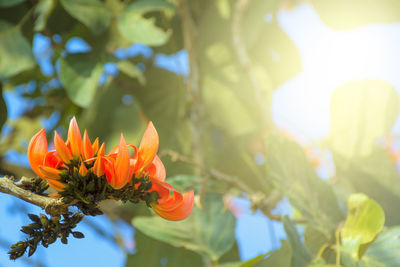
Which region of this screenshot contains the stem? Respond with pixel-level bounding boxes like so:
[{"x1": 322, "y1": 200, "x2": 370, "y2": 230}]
[
  {"x1": 0, "y1": 176, "x2": 68, "y2": 216},
  {"x1": 161, "y1": 150, "x2": 307, "y2": 224}
]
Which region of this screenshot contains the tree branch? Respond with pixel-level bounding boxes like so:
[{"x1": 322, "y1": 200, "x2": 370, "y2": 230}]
[
  {"x1": 0, "y1": 176, "x2": 69, "y2": 216},
  {"x1": 161, "y1": 150, "x2": 306, "y2": 224}
]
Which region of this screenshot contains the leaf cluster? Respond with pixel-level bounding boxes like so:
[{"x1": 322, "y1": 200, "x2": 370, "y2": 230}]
[{"x1": 8, "y1": 212, "x2": 84, "y2": 260}]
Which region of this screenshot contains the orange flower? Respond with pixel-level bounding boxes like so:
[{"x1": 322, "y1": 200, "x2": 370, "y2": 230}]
[
  {"x1": 150, "y1": 180, "x2": 194, "y2": 221},
  {"x1": 27, "y1": 117, "x2": 194, "y2": 221}
]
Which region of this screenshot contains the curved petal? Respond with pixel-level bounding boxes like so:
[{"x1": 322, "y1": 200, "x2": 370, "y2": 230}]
[
  {"x1": 149, "y1": 179, "x2": 174, "y2": 199},
  {"x1": 28, "y1": 129, "x2": 48, "y2": 179},
  {"x1": 152, "y1": 190, "x2": 194, "y2": 221},
  {"x1": 39, "y1": 165, "x2": 61, "y2": 180},
  {"x1": 82, "y1": 130, "x2": 94, "y2": 160},
  {"x1": 135, "y1": 121, "x2": 159, "y2": 176},
  {"x1": 93, "y1": 155, "x2": 105, "y2": 177},
  {"x1": 113, "y1": 134, "x2": 131, "y2": 189},
  {"x1": 146, "y1": 155, "x2": 165, "y2": 182},
  {"x1": 44, "y1": 151, "x2": 63, "y2": 169},
  {"x1": 92, "y1": 137, "x2": 99, "y2": 155},
  {"x1": 98, "y1": 142, "x2": 105, "y2": 157},
  {"x1": 46, "y1": 179, "x2": 66, "y2": 192},
  {"x1": 79, "y1": 163, "x2": 88, "y2": 176},
  {"x1": 103, "y1": 157, "x2": 116, "y2": 186},
  {"x1": 54, "y1": 131, "x2": 72, "y2": 164},
  {"x1": 68, "y1": 117, "x2": 82, "y2": 158}
]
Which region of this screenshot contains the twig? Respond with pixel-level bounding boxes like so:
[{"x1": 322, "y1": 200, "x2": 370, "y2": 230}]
[
  {"x1": 161, "y1": 150, "x2": 307, "y2": 224},
  {"x1": 161, "y1": 150, "x2": 254, "y2": 194},
  {"x1": 0, "y1": 176, "x2": 68, "y2": 216}
]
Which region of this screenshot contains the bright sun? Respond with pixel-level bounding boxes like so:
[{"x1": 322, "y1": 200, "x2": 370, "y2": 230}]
[{"x1": 271, "y1": 3, "x2": 400, "y2": 142}]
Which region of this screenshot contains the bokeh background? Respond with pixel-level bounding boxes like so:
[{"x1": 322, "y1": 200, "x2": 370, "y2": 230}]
[{"x1": 1, "y1": 0, "x2": 400, "y2": 266}]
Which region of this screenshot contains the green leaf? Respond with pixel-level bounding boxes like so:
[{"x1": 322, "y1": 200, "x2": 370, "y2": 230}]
[
  {"x1": 124, "y1": 0, "x2": 174, "y2": 14},
  {"x1": 265, "y1": 134, "x2": 343, "y2": 235},
  {"x1": 283, "y1": 216, "x2": 312, "y2": 267},
  {"x1": 255, "y1": 241, "x2": 292, "y2": 267},
  {"x1": 117, "y1": 0, "x2": 173, "y2": 46},
  {"x1": 60, "y1": 0, "x2": 111, "y2": 35},
  {"x1": 0, "y1": 20, "x2": 35, "y2": 79},
  {"x1": 119, "y1": 66, "x2": 190, "y2": 158},
  {"x1": 203, "y1": 74, "x2": 258, "y2": 137},
  {"x1": 117, "y1": 60, "x2": 145, "y2": 85},
  {"x1": 132, "y1": 193, "x2": 236, "y2": 261},
  {"x1": 340, "y1": 193, "x2": 385, "y2": 260},
  {"x1": 59, "y1": 53, "x2": 103, "y2": 108},
  {"x1": 0, "y1": 0, "x2": 24, "y2": 7},
  {"x1": 329, "y1": 80, "x2": 399, "y2": 158},
  {"x1": 311, "y1": 0, "x2": 400, "y2": 30},
  {"x1": 0, "y1": 117, "x2": 42, "y2": 154},
  {"x1": 362, "y1": 226, "x2": 400, "y2": 266},
  {"x1": 333, "y1": 146, "x2": 400, "y2": 225},
  {"x1": 126, "y1": 231, "x2": 203, "y2": 267},
  {"x1": 218, "y1": 253, "x2": 269, "y2": 267},
  {"x1": 80, "y1": 80, "x2": 145, "y2": 147},
  {"x1": 304, "y1": 226, "x2": 329, "y2": 257},
  {"x1": 33, "y1": 0, "x2": 55, "y2": 32}
]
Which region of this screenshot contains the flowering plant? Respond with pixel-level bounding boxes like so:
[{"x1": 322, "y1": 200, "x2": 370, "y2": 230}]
[{"x1": 8, "y1": 118, "x2": 194, "y2": 259}]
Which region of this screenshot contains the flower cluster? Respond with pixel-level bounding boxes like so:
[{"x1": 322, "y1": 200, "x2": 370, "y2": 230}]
[{"x1": 28, "y1": 117, "x2": 194, "y2": 221}]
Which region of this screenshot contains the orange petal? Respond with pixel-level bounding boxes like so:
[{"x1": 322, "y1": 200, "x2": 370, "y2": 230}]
[
  {"x1": 28, "y1": 129, "x2": 48, "y2": 179},
  {"x1": 112, "y1": 134, "x2": 130, "y2": 189},
  {"x1": 146, "y1": 155, "x2": 165, "y2": 182},
  {"x1": 44, "y1": 151, "x2": 63, "y2": 169},
  {"x1": 93, "y1": 155, "x2": 105, "y2": 177},
  {"x1": 47, "y1": 179, "x2": 66, "y2": 192},
  {"x1": 149, "y1": 179, "x2": 172, "y2": 198},
  {"x1": 92, "y1": 138, "x2": 99, "y2": 155},
  {"x1": 135, "y1": 121, "x2": 159, "y2": 176},
  {"x1": 103, "y1": 157, "x2": 116, "y2": 186},
  {"x1": 39, "y1": 166, "x2": 61, "y2": 180},
  {"x1": 152, "y1": 189, "x2": 194, "y2": 221},
  {"x1": 68, "y1": 117, "x2": 82, "y2": 158},
  {"x1": 54, "y1": 131, "x2": 73, "y2": 164},
  {"x1": 82, "y1": 130, "x2": 94, "y2": 160},
  {"x1": 98, "y1": 142, "x2": 105, "y2": 157},
  {"x1": 79, "y1": 163, "x2": 88, "y2": 176}
]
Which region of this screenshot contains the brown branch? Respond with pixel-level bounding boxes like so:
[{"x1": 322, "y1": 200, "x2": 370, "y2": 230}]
[
  {"x1": 161, "y1": 150, "x2": 306, "y2": 224},
  {"x1": 161, "y1": 149, "x2": 254, "y2": 194},
  {"x1": 0, "y1": 176, "x2": 69, "y2": 216}
]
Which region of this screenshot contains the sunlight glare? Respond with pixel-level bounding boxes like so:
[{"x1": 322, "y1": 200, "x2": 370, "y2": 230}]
[{"x1": 272, "y1": 3, "x2": 400, "y2": 142}]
